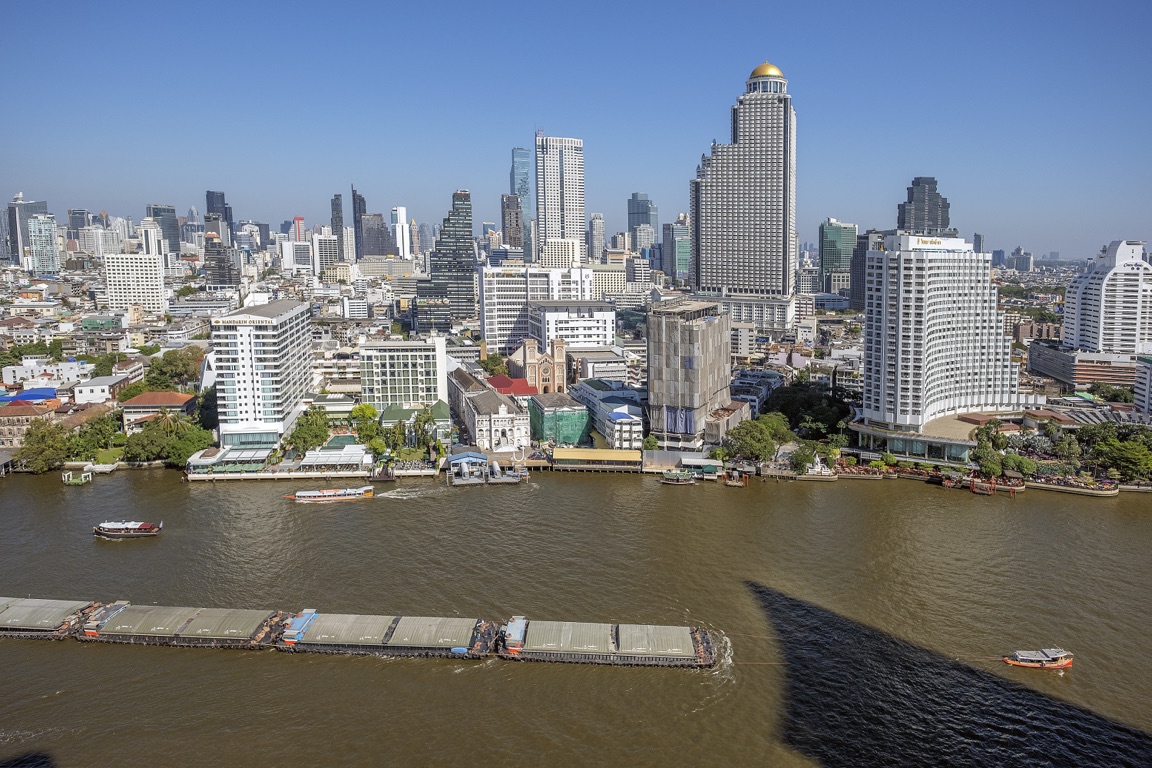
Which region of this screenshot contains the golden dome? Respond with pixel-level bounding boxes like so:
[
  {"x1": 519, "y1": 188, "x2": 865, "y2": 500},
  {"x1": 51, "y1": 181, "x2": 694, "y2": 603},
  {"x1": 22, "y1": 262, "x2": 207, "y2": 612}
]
[{"x1": 750, "y1": 62, "x2": 784, "y2": 79}]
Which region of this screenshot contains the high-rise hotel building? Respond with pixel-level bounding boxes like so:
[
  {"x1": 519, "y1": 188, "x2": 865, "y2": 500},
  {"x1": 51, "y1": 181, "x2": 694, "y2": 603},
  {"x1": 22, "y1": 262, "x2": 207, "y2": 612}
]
[
  {"x1": 211, "y1": 300, "x2": 312, "y2": 449},
  {"x1": 859, "y1": 234, "x2": 1037, "y2": 440},
  {"x1": 691, "y1": 62, "x2": 796, "y2": 300},
  {"x1": 535, "y1": 135, "x2": 586, "y2": 264}
]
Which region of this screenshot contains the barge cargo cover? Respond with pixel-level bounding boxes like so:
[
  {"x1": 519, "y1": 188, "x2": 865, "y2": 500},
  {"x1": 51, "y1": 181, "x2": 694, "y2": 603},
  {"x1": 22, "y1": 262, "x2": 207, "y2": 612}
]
[
  {"x1": 0, "y1": 598, "x2": 93, "y2": 639},
  {"x1": 278, "y1": 612, "x2": 497, "y2": 658},
  {"x1": 82, "y1": 604, "x2": 283, "y2": 648},
  {"x1": 500, "y1": 617, "x2": 716, "y2": 667}
]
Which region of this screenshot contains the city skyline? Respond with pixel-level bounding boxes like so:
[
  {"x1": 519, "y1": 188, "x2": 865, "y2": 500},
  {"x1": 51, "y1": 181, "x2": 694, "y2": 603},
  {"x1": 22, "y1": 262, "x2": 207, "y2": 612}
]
[{"x1": 2, "y1": 1, "x2": 1149, "y2": 258}]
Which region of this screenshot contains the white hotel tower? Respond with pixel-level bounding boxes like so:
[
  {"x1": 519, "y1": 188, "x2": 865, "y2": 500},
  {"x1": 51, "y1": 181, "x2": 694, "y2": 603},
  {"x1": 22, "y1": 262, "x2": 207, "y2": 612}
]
[
  {"x1": 211, "y1": 300, "x2": 312, "y2": 449},
  {"x1": 1062, "y1": 240, "x2": 1152, "y2": 355},
  {"x1": 860, "y1": 234, "x2": 1039, "y2": 435}
]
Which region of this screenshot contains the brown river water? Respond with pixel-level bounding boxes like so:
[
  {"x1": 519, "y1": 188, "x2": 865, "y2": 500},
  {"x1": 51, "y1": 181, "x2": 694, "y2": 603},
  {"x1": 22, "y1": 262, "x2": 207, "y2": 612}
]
[{"x1": 1, "y1": 470, "x2": 1150, "y2": 766}]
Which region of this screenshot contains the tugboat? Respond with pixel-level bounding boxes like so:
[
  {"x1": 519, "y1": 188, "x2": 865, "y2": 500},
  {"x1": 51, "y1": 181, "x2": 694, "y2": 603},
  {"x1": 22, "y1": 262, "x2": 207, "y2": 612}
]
[
  {"x1": 93, "y1": 521, "x2": 163, "y2": 538},
  {"x1": 661, "y1": 469, "x2": 696, "y2": 485},
  {"x1": 284, "y1": 486, "x2": 375, "y2": 502},
  {"x1": 1002, "y1": 648, "x2": 1074, "y2": 669}
]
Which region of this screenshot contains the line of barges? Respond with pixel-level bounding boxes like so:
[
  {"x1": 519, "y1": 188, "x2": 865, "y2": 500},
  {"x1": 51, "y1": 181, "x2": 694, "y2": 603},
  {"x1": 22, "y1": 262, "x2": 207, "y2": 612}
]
[{"x1": 0, "y1": 596, "x2": 717, "y2": 668}]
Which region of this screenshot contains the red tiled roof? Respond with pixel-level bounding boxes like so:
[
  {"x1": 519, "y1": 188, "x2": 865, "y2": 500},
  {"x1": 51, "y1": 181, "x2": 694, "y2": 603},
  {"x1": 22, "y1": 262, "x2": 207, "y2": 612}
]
[
  {"x1": 0, "y1": 403, "x2": 53, "y2": 417},
  {"x1": 489, "y1": 375, "x2": 538, "y2": 396},
  {"x1": 121, "y1": 391, "x2": 196, "y2": 407}
]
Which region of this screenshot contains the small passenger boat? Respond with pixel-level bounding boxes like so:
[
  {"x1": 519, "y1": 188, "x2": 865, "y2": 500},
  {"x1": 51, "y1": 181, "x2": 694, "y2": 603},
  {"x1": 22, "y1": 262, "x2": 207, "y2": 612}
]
[
  {"x1": 93, "y1": 521, "x2": 163, "y2": 538},
  {"x1": 284, "y1": 486, "x2": 374, "y2": 502},
  {"x1": 1003, "y1": 648, "x2": 1073, "y2": 669},
  {"x1": 661, "y1": 470, "x2": 696, "y2": 485}
]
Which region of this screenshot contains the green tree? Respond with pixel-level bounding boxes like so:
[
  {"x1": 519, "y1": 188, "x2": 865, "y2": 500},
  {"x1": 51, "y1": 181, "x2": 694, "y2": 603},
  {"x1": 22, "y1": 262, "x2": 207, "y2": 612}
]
[
  {"x1": 970, "y1": 445, "x2": 1003, "y2": 477},
  {"x1": 709, "y1": 445, "x2": 732, "y2": 462},
  {"x1": 1087, "y1": 382, "x2": 1135, "y2": 404},
  {"x1": 350, "y1": 403, "x2": 380, "y2": 445},
  {"x1": 724, "y1": 416, "x2": 785, "y2": 462},
  {"x1": 974, "y1": 419, "x2": 1009, "y2": 451},
  {"x1": 477, "y1": 355, "x2": 509, "y2": 377},
  {"x1": 47, "y1": 339, "x2": 64, "y2": 361},
  {"x1": 137, "y1": 344, "x2": 161, "y2": 356},
  {"x1": 91, "y1": 354, "x2": 116, "y2": 377},
  {"x1": 163, "y1": 425, "x2": 214, "y2": 468},
  {"x1": 175, "y1": 284, "x2": 199, "y2": 298},
  {"x1": 16, "y1": 420, "x2": 73, "y2": 472},
  {"x1": 789, "y1": 444, "x2": 816, "y2": 474},
  {"x1": 196, "y1": 386, "x2": 218, "y2": 430},
  {"x1": 1094, "y1": 438, "x2": 1152, "y2": 481},
  {"x1": 384, "y1": 420, "x2": 408, "y2": 451},
  {"x1": 148, "y1": 348, "x2": 202, "y2": 388},
  {"x1": 122, "y1": 426, "x2": 169, "y2": 462},
  {"x1": 766, "y1": 384, "x2": 852, "y2": 436},
  {"x1": 412, "y1": 407, "x2": 436, "y2": 448},
  {"x1": 642, "y1": 435, "x2": 659, "y2": 451},
  {"x1": 287, "y1": 405, "x2": 330, "y2": 453}
]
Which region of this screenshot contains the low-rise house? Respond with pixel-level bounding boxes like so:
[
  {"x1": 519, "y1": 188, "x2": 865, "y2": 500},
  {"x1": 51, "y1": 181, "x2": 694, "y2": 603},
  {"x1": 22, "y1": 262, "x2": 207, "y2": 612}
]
[
  {"x1": 0, "y1": 401, "x2": 56, "y2": 448},
  {"x1": 120, "y1": 391, "x2": 197, "y2": 434},
  {"x1": 73, "y1": 375, "x2": 130, "y2": 404}
]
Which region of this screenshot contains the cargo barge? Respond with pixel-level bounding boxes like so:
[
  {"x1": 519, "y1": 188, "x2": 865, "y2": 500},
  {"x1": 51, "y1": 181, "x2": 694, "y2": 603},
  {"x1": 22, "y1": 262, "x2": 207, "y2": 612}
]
[
  {"x1": 0, "y1": 597, "x2": 96, "y2": 640},
  {"x1": 498, "y1": 616, "x2": 716, "y2": 667},
  {"x1": 1, "y1": 594, "x2": 719, "y2": 668},
  {"x1": 80, "y1": 602, "x2": 286, "y2": 648},
  {"x1": 278, "y1": 610, "x2": 497, "y2": 658}
]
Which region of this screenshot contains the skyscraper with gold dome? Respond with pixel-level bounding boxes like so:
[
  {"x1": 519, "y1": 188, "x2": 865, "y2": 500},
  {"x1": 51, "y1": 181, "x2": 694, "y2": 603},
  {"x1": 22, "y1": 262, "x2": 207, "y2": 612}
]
[{"x1": 690, "y1": 61, "x2": 796, "y2": 319}]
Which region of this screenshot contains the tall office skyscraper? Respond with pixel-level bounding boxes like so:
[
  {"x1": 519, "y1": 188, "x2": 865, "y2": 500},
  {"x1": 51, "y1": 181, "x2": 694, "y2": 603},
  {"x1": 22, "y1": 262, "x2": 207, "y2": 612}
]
[
  {"x1": 391, "y1": 207, "x2": 410, "y2": 259},
  {"x1": 627, "y1": 193, "x2": 658, "y2": 248},
  {"x1": 501, "y1": 195, "x2": 524, "y2": 249},
  {"x1": 972, "y1": 232, "x2": 985, "y2": 254},
  {"x1": 27, "y1": 214, "x2": 59, "y2": 275},
  {"x1": 330, "y1": 194, "x2": 344, "y2": 262},
  {"x1": 535, "y1": 135, "x2": 586, "y2": 263},
  {"x1": 423, "y1": 190, "x2": 476, "y2": 321},
  {"x1": 587, "y1": 213, "x2": 606, "y2": 264},
  {"x1": 511, "y1": 147, "x2": 532, "y2": 257},
  {"x1": 691, "y1": 62, "x2": 796, "y2": 297},
  {"x1": 360, "y1": 214, "x2": 389, "y2": 257},
  {"x1": 67, "y1": 209, "x2": 90, "y2": 239},
  {"x1": 146, "y1": 203, "x2": 179, "y2": 255},
  {"x1": 351, "y1": 185, "x2": 366, "y2": 260},
  {"x1": 849, "y1": 229, "x2": 885, "y2": 311},
  {"x1": 662, "y1": 214, "x2": 691, "y2": 280},
  {"x1": 897, "y1": 177, "x2": 950, "y2": 234},
  {"x1": 6, "y1": 193, "x2": 49, "y2": 262},
  {"x1": 818, "y1": 217, "x2": 857, "y2": 293}
]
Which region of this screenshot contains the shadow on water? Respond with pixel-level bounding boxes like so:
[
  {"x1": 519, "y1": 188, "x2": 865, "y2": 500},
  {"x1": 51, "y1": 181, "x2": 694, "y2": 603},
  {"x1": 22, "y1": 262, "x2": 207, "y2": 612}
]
[
  {"x1": 0, "y1": 754, "x2": 55, "y2": 768},
  {"x1": 747, "y1": 582, "x2": 1152, "y2": 767}
]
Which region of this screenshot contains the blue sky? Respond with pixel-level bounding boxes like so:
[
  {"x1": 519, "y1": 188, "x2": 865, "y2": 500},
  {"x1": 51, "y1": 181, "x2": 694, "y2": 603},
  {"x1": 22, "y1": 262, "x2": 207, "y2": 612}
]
[{"x1": 3, "y1": 0, "x2": 1149, "y2": 258}]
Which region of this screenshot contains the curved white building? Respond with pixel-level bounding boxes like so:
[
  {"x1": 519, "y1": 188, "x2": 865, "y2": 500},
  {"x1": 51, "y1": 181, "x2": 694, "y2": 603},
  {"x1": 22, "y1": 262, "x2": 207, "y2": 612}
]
[
  {"x1": 861, "y1": 234, "x2": 1037, "y2": 432},
  {"x1": 1062, "y1": 240, "x2": 1152, "y2": 354}
]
